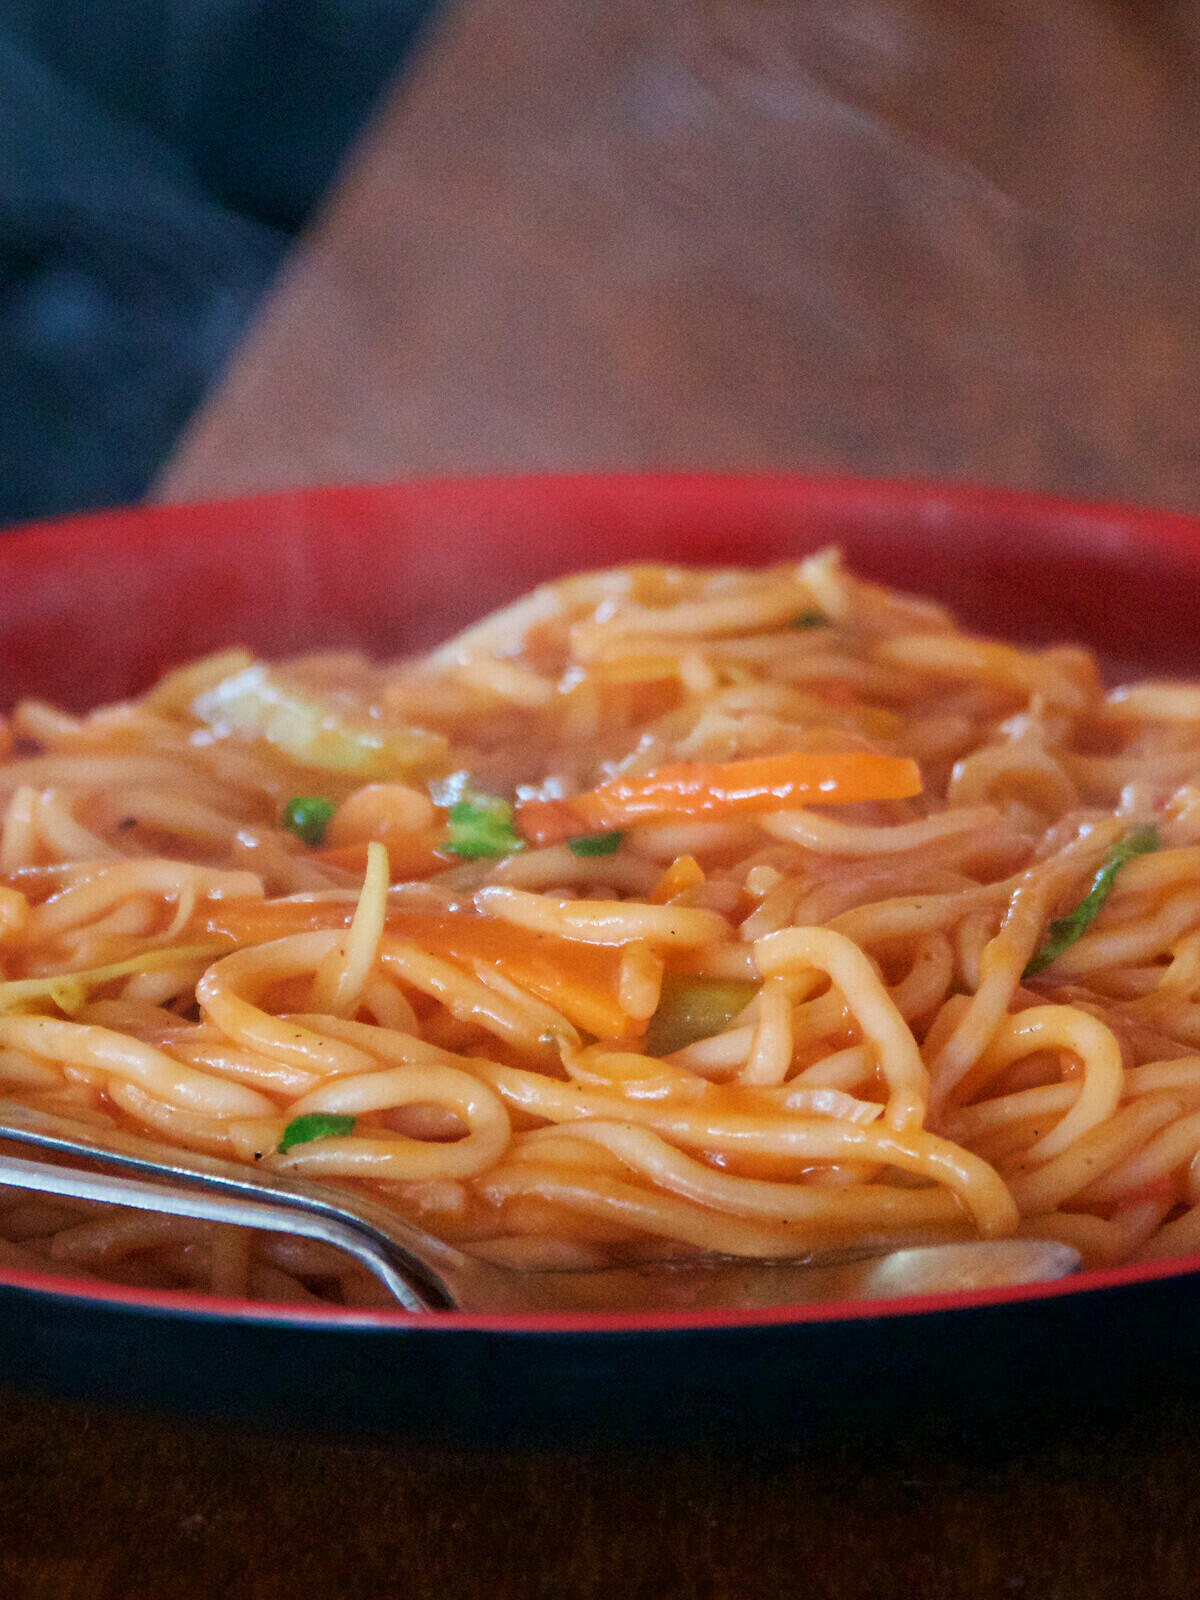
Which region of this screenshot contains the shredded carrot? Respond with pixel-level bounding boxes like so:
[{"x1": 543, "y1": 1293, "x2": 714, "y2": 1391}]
[
  {"x1": 1114, "y1": 1175, "x2": 1177, "y2": 1209},
  {"x1": 193, "y1": 900, "x2": 635, "y2": 1039},
  {"x1": 648, "y1": 855, "x2": 705, "y2": 905},
  {"x1": 311, "y1": 827, "x2": 449, "y2": 880},
  {"x1": 196, "y1": 898, "x2": 350, "y2": 946},
  {"x1": 510, "y1": 800, "x2": 583, "y2": 846},
  {"x1": 385, "y1": 915, "x2": 636, "y2": 1040},
  {"x1": 518, "y1": 751, "x2": 921, "y2": 843},
  {"x1": 309, "y1": 843, "x2": 375, "y2": 873},
  {"x1": 507, "y1": 798, "x2": 579, "y2": 848}
]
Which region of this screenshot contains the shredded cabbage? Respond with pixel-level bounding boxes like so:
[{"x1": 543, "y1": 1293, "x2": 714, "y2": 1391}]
[
  {"x1": 193, "y1": 663, "x2": 447, "y2": 777},
  {"x1": 0, "y1": 944, "x2": 226, "y2": 1014}
]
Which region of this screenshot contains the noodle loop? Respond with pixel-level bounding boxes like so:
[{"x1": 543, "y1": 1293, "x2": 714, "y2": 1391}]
[{"x1": 2, "y1": 555, "x2": 1199, "y2": 1298}]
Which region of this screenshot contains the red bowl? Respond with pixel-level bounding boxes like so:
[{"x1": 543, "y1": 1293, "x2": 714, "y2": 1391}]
[{"x1": 3, "y1": 472, "x2": 1200, "y2": 1441}]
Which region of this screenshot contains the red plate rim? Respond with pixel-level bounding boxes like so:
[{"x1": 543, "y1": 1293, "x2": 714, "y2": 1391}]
[
  {"x1": 7, "y1": 467, "x2": 1200, "y2": 550},
  {"x1": 3, "y1": 468, "x2": 1200, "y2": 1336},
  {"x1": 2, "y1": 1245, "x2": 1199, "y2": 1334}
]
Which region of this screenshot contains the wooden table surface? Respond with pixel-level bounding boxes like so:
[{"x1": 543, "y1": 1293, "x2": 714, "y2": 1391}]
[
  {"x1": 13, "y1": 3, "x2": 1200, "y2": 1596},
  {"x1": 159, "y1": 0, "x2": 1200, "y2": 511},
  {"x1": 5, "y1": 1380, "x2": 1200, "y2": 1599}
]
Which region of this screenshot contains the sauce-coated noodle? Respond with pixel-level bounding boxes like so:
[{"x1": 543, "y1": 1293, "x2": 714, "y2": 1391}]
[{"x1": 3, "y1": 554, "x2": 1200, "y2": 1305}]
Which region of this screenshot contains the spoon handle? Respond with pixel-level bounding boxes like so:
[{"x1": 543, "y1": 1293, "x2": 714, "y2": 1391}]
[
  {"x1": 0, "y1": 1150, "x2": 439, "y2": 1309},
  {"x1": 0, "y1": 1105, "x2": 1081, "y2": 1315},
  {"x1": 510, "y1": 1238, "x2": 1082, "y2": 1314},
  {"x1": 0, "y1": 1106, "x2": 458, "y2": 1309}
]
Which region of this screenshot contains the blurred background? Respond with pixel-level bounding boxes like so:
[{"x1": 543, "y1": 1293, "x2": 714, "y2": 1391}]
[
  {"x1": 0, "y1": 0, "x2": 438, "y2": 526},
  {"x1": 3, "y1": 1, "x2": 1199, "y2": 529}
]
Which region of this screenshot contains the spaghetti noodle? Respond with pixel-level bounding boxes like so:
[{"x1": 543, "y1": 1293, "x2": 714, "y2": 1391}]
[{"x1": 2, "y1": 553, "x2": 1200, "y2": 1306}]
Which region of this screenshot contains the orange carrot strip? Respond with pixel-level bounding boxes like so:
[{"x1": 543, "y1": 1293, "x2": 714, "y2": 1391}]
[
  {"x1": 193, "y1": 902, "x2": 634, "y2": 1039},
  {"x1": 383, "y1": 915, "x2": 635, "y2": 1040},
  {"x1": 1114, "y1": 1175, "x2": 1177, "y2": 1209},
  {"x1": 510, "y1": 798, "x2": 579, "y2": 848},
  {"x1": 312, "y1": 827, "x2": 449, "y2": 880},
  {"x1": 648, "y1": 855, "x2": 705, "y2": 905},
  {"x1": 196, "y1": 898, "x2": 352, "y2": 947},
  {"x1": 515, "y1": 800, "x2": 584, "y2": 847},
  {"x1": 310, "y1": 843, "x2": 373, "y2": 873},
  {"x1": 518, "y1": 752, "x2": 921, "y2": 843}
]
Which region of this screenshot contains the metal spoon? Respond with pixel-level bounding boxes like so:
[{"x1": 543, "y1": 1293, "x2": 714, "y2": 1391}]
[{"x1": 0, "y1": 1103, "x2": 1080, "y2": 1314}]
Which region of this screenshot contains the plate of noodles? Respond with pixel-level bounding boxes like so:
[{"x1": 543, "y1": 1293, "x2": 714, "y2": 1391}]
[{"x1": 3, "y1": 471, "x2": 1200, "y2": 1442}]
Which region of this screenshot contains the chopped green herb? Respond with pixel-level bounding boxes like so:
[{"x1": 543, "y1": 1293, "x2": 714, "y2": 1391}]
[
  {"x1": 282, "y1": 795, "x2": 335, "y2": 848},
  {"x1": 644, "y1": 976, "x2": 759, "y2": 1058},
  {"x1": 567, "y1": 831, "x2": 624, "y2": 857},
  {"x1": 791, "y1": 611, "x2": 829, "y2": 630},
  {"x1": 278, "y1": 1112, "x2": 356, "y2": 1153},
  {"x1": 444, "y1": 793, "x2": 525, "y2": 859},
  {"x1": 1025, "y1": 824, "x2": 1159, "y2": 977}
]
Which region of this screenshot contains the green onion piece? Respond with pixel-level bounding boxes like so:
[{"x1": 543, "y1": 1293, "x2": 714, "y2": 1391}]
[
  {"x1": 282, "y1": 796, "x2": 335, "y2": 848},
  {"x1": 791, "y1": 611, "x2": 829, "y2": 629},
  {"x1": 644, "y1": 976, "x2": 759, "y2": 1058},
  {"x1": 567, "y1": 831, "x2": 624, "y2": 857},
  {"x1": 278, "y1": 1113, "x2": 356, "y2": 1153},
  {"x1": 444, "y1": 794, "x2": 525, "y2": 859},
  {"x1": 1025, "y1": 824, "x2": 1159, "y2": 977}
]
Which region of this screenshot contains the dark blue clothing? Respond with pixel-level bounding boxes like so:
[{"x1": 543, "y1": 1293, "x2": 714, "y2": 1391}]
[{"x1": 0, "y1": 2, "x2": 438, "y2": 526}]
